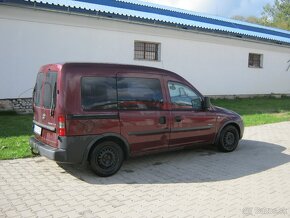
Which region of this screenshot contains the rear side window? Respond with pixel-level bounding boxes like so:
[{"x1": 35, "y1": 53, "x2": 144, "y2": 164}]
[
  {"x1": 81, "y1": 77, "x2": 117, "y2": 110},
  {"x1": 34, "y1": 73, "x2": 44, "y2": 107},
  {"x1": 118, "y1": 77, "x2": 163, "y2": 110},
  {"x1": 43, "y1": 72, "x2": 58, "y2": 109}
]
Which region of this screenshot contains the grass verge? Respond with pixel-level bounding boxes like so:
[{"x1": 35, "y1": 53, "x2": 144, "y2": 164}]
[
  {"x1": 211, "y1": 96, "x2": 290, "y2": 126},
  {"x1": 0, "y1": 114, "x2": 33, "y2": 160},
  {"x1": 0, "y1": 97, "x2": 290, "y2": 160}
]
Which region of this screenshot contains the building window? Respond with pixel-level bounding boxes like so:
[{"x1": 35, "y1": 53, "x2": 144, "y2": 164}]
[
  {"x1": 248, "y1": 53, "x2": 263, "y2": 68},
  {"x1": 134, "y1": 41, "x2": 160, "y2": 61}
]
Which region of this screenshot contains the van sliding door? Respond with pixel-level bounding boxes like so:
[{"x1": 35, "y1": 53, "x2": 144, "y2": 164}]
[{"x1": 117, "y1": 73, "x2": 170, "y2": 154}]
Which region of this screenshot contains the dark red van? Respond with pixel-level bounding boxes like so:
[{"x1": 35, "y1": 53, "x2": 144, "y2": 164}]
[{"x1": 30, "y1": 63, "x2": 244, "y2": 177}]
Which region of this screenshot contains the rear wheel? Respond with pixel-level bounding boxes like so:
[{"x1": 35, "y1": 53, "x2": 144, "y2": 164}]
[
  {"x1": 217, "y1": 125, "x2": 239, "y2": 152},
  {"x1": 90, "y1": 141, "x2": 124, "y2": 177}
]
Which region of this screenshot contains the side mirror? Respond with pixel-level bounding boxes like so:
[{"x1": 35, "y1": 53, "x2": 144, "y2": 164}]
[{"x1": 203, "y1": 97, "x2": 211, "y2": 110}]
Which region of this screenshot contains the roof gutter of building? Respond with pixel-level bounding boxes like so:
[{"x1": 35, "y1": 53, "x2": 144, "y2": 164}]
[{"x1": 1, "y1": 1, "x2": 290, "y2": 48}]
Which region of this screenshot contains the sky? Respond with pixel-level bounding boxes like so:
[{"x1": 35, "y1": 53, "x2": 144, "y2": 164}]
[{"x1": 141, "y1": 0, "x2": 275, "y2": 18}]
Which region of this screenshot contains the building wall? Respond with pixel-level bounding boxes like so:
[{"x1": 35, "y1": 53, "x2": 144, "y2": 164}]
[{"x1": 0, "y1": 5, "x2": 290, "y2": 99}]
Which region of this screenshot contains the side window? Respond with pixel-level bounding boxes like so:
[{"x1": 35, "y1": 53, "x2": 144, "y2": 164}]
[
  {"x1": 81, "y1": 77, "x2": 117, "y2": 110},
  {"x1": 118, "y1": 77, "x2": 163, "y2": 110},
  {"x1": 168, "y1": 81, "x2": 201, "y2": 110}
]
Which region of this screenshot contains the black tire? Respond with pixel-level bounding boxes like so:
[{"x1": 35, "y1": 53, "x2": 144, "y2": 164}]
[
  {"x1": 90, "y1": 141, "x2": 124, "y2": 177},
  {"x1": 217, "y1": 125, "x2": 239, "y2": 152}
]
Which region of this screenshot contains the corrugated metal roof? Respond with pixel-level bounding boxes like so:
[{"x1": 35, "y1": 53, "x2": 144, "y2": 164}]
[
  {"x1": 11, "y1": 0, "x2": 289, "y2": 44},
  {"x1": 117, "y1": 0, "x2": 290, "y2": 33}
]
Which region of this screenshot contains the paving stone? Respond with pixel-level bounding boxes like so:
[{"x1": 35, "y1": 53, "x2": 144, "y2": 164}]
[{"x1": 0, "y1": 122, "x2": 290, "y2": 217}]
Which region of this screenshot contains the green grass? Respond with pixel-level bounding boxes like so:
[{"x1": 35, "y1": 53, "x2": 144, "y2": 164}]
[
  {"x1": 211, "y1": 96, "x2": 290, "y2": 126},
  {"x1": 0, "y1": 113, "x2": 33, "y2": 160},
  {"x1": 0, "y1": 97, "x2": 290, "y2": 160}
]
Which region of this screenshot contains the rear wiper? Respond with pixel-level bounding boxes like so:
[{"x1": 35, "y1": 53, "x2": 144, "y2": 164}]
[{"x1": 50, "y1": 82, "x2": 57, "y2": 116}]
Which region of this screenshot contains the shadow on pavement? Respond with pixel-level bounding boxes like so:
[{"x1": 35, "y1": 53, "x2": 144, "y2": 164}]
[{"x1": 58, "y1": 139, "x2": 290, "y2": 184}]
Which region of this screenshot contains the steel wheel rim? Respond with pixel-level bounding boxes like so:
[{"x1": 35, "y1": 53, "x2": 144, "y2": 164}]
[
  {"x1": 223, "y1": 131, "x2": 236, "y2": 149},
  {"x1": 97, "y1": 147, "x2": 117, "y2": 169}
]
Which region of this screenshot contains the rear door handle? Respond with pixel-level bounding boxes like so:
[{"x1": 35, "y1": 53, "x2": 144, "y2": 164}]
[
  {"x1": 159, "y1": 116, "x2": 166, "y2": 124},
  {"x1": 175, "y1": 116, "x2": 182, "y2": 122}
]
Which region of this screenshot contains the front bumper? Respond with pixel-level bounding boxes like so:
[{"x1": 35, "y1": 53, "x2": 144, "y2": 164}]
[{"x1": 237, "y1": 119, "x2": 244, "y2": 139}]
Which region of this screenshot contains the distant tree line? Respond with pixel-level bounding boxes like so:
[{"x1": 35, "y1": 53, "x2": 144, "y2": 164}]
[{"x1": 232, "y1": 0, "x2": 290, "y2": 31}]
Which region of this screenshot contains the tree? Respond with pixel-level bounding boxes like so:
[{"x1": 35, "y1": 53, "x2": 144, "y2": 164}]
[
  {"x1": 262, "y1": 0, "x2": 290, "y2": 30},
  {"x1": 231, "y1": 15, "x2": 247, "y2": 22},
  {"x1": 232, "y1": 0, "x2": 290, "y2": 31},
  {"x1": 246, "y1": 16, "x2": 263, "y2": 25},
  {"x1": 231, "y1": 15, "x2": 264, "y2": 26}
]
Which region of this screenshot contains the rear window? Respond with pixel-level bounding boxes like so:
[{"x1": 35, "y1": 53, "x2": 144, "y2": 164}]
[
  {"x1": 81, "y1": 77, "x2": 117, "y2": 110},
  {"x1": 33, "y1": 72, "x2": 57, "y2": 108},
  {"x1": 43, "y1": 72, "x2": 57, "y2": 109},
  {"x1": 34, "y1": 73, "x2": 44, "y2": 107}
]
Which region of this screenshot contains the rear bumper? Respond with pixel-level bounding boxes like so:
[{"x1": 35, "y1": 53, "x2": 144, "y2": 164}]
[
  {"x1": 30, "y1": 137, "x2": 67, "y2": 162},
  {"x1": 29, "y1": 135, "x2": 100, "y2": 164}
]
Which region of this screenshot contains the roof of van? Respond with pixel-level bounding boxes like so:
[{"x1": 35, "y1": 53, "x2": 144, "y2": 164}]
[
  {"x1": 3, "y1": 0, "x2": 290, "y2": 46},
  {"x1": 61, "y1": 62, "x2": 176, "y2": 73},
  {"x1": 60, "y1": 62, "x2": 185, "y2": 79}
]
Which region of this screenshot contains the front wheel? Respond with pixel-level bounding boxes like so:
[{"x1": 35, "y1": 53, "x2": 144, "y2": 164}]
[
  {"x1": 217, "y1": 125, "x2": 239, "y2": 152},
  {"x1": 90, "y1": 141, "x2": 124, "y2": 177}
]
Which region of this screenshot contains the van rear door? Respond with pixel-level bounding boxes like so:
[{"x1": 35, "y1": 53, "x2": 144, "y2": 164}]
[{"x1": 33, "y1": 69, "x2": 59, "y2": 148}]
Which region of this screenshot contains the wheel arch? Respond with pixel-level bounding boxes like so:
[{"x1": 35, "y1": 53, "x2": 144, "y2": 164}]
[
  {"x1": 83, "y1": 133, "x2": 130, "y2": 163},
  {"x1": 214, "y1": 121, "x2": 241, "y2": 145}
]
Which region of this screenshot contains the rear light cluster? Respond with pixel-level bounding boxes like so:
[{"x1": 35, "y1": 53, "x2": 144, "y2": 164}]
[{"x1": 58, "y1": 115, "x2": 66, "y2": 136}]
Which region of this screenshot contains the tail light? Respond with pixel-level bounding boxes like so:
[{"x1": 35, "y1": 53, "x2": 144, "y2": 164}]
[{"x1": 58, "y1": 115, "x2": 66, "y2": 136}]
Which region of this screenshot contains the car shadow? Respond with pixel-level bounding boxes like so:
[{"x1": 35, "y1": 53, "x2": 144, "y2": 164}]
[{"x1": 58, "y1": 139, "x2": 290, "y2": 184}]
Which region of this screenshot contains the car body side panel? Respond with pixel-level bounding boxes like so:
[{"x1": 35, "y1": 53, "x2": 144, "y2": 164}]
[{"x1": 30, "y1": 63, "x2": 244, "y2": 166}]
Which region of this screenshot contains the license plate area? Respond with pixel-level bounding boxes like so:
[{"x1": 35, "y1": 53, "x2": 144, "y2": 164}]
[{"x1": 34, "y1": 124, "x2": 42, "y2": 135}]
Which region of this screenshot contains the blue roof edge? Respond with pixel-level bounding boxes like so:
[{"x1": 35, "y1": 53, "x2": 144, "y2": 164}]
[
  {"x1": 117, "y1": 0, "x2": 290, "y2": 35},
  {"x1": 2, "y1": 0, "x2": 290, "y2": 46}
]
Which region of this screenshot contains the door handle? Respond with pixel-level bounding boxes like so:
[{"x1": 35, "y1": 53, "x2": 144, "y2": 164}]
[
  {"x1": 159, "y1": 116, "x2": 166, "y2": 124},
  {"x1": 175, "y1": 116, "x2": 182, "y2": 122}
]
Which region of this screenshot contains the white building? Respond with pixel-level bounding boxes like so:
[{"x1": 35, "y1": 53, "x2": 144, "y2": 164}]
[{"x1": 0, "y1": 0, "x2": 290, "y2": 100}]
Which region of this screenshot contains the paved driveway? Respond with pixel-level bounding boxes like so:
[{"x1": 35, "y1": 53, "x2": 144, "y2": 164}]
[{"x1": 1, "y1": 122, "x2": 290, "y2": 217}]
